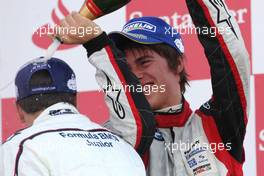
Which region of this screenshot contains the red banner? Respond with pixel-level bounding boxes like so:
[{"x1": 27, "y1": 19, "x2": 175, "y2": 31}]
[
  {"x1": 255, "y1": 74, "x2": 264, "y2": 176},
  {"x1": 1, "y1": 91, "x2": 109, "y2": 142}
]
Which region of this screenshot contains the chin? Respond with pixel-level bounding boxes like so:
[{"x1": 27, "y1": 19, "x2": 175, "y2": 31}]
[{"x1": 145, "y1": 94, "x2": 160, "y2": 111}]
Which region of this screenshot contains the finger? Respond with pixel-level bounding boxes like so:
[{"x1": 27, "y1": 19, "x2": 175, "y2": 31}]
[
  {"x1": 65, "y1": 13, "x2": 77, "y2": 27},
  {"x1": 59, "y1": 34, "x2": 72, "y2": 44},
  {"x1": 47, "y1": 33, "x2": 56, "y2": 39},
  {"x1": 60, "y1": 19, "x2": 71, "y2": 36},
  {"x1": 55, "y1": 20, "x2": 71, "y2": 40},
  {"x1": 53, "y1": 24, "x2": 63, "y2": 36},
  {"x1": 60, "y1": 19, "x2": 70, "y2": 28},
  {"x1": 72, "y1": 11, "x2": 90, "y2": 23}
]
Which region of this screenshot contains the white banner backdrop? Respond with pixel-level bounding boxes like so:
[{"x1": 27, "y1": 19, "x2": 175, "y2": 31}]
[
  {"x1": 0, "y1": 0, "x2": 126, "y2": 99},
  {"x1": 252, "y1": 0, "x2": 264, "y2": 74}
]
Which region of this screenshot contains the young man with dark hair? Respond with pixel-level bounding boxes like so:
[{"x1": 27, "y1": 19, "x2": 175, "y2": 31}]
[
  {"x1": 1, "y1": 57, "x2": 148, "y2": 176},
  {"x1": 57, "y1": 0, "x2": 250, "y2": 175}
]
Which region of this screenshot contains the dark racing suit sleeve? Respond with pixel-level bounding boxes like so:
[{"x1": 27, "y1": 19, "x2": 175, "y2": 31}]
[
  {"x1": 83, "y1": 32, "x2": 155, "y2": 157},
  {"x1": 186, "y1": 0, "x2": 250, "y2": 163}
]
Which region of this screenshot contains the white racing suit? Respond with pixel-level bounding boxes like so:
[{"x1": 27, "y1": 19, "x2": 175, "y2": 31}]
[
  {"x1": 1, "y1": 103, "x2": 147, "y2": 176},
  {"x1": 83, "y1": 0, "x2": 250, "y2": 175}
]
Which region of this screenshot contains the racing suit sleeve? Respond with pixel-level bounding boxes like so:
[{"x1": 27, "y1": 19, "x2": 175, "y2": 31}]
[
  {"x1": 16, "y1": 146, "x2": 49, "y2": 176},
  {"x1": 186, "y1": 0, "x2": 250, "y2": 163},
  {"x1": 1, "y1": 143, "x2": 49, "y2": 176},
  {"x1": 83, "y1": 32, "x2": 155, "y2": 157}
]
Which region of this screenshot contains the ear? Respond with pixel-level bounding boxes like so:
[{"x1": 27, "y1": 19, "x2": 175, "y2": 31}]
[
  {"x1": 174, "y1": 58, "x2": 184, "y2": 75},
  {"x1": 176, "y1": 58, "x2": 184, "y2": 74},
  {"x1": 16, "y1": 103, "x2": 25, "y2": 123}
]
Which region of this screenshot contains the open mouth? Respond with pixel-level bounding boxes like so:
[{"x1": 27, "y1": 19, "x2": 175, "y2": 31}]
[{"x1": 142, "y1": 82, "x2": 154, "y2": 88}]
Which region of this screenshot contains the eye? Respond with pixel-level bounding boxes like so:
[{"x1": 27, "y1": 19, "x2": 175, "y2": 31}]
[{"x1": 140, "y1": 59, "x2": 151, "y2": 67}]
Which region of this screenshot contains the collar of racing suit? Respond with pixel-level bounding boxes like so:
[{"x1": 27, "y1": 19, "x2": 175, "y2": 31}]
[
  {"x1": 154, "y1": 98, "x2": 192, "y2": 128},
  {"x1": 33, "y1": 102, "x2": 79, "y2": 125}
]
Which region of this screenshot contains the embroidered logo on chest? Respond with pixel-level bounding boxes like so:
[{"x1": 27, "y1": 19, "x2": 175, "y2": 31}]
[{"x1": 181, "y1": 137, "x2": 218, "y2": 175}]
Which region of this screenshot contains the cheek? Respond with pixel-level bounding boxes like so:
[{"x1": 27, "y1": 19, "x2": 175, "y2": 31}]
[
  {"x1": 146, "y1": 91, "x2": 167, "y2": 110},
  {"x1": 144, "y1": 67, "x2": 165, "y2": 81}
]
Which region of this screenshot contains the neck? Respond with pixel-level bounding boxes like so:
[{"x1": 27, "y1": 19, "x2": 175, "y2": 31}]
[
  {"x1": 23, "y1": 111, "x2": 43, "y2": 126},
  {"x1": 163, "y1": 92, "x2": 182, "y2": 109}
]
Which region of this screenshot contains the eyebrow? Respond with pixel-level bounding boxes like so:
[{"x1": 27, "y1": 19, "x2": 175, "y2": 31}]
[
  {"x1": 126, "y1": 56, "x2": 149, "y2": 70},
  {"x1": 135, "y1": 55, "x2": 153, "y2": 65}
]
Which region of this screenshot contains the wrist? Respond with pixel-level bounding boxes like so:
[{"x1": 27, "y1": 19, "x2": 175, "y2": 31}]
[{"x1": 83, "y1": 32, "x2": 111, "y2": 57}]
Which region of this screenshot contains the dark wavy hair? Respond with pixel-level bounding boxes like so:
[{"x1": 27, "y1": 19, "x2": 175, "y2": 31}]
[{"x1": 115, "y1": 40, "x2": 189, "y2": 93}]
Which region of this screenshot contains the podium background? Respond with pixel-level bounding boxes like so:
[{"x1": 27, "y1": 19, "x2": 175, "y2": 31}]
[{"x1": 0, "y1": 0, "x2": 263, "y2": 175}]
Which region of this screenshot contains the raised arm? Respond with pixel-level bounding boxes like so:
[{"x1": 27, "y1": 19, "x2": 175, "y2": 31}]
[
  {"x1": 186, "y1": 0, "x2": 250, "y2": 163},
  {"x1": 54, "y1": 12, "x2": 155, "y2": 157},
  {"x1": 83, "y1": 32, "x2": 155, "y2": 156}
]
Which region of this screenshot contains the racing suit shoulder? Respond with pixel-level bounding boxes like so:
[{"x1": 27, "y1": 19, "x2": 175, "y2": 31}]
[
  {"x1": 3, "y1": 127, "x2": 29, "y2": 145},
  {"x1": 1, "y1": 125, "x2": 43, "y2": 176},
  {"x1": 186, "y1": 0, "x2": 250, "y2": 164},
  {"x1": 2, "y1": 103, "x2": 147, "y2": 176},
  {"x1": 82, "y1": 32, "x2": 155, "y2": 157}
]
